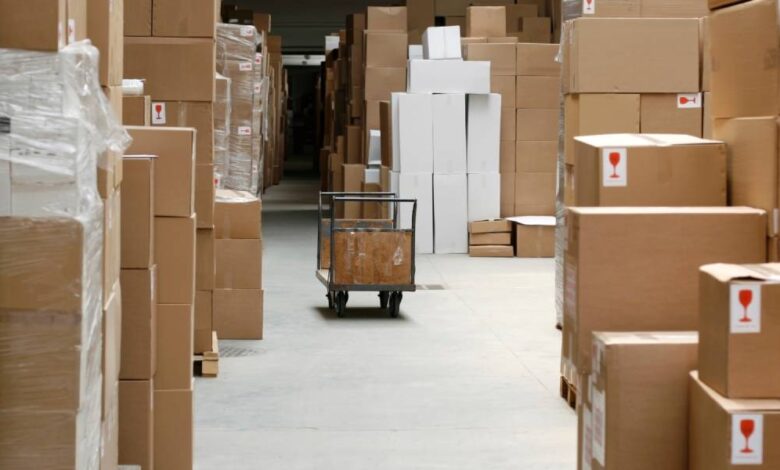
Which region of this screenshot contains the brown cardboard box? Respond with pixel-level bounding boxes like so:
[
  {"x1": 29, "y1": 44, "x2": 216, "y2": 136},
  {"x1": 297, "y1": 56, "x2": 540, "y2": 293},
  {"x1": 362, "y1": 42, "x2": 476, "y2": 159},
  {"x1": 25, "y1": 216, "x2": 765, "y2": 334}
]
[
  {"x1": 563, "y1": 18, "x2": 700, "y2": 94},
  {"x1": 213, "y1": 289, "x2": 264, "y2": 339},
  {"x1": 507, "y1": 4, "x2": 538, "y2": 32},
  {"x1": 124, "y1": 0, "x2": 151, "y2": 36},
  {"x1": 516, "y1": 76, "x2": 560, "y2": 109},
  {"x1": 66, "y1": 0, "x2": 88, "y2": 43},
  {"x1": 214, "y1": 189, "x2": 262, "y2": 239},
  {"x1": 196, "y1": 228, "x2": 215, "y2": 291},
  {"x1": 126, "y1": 127, "x2": 196, "y2": 217},
  {"x1": 564, "y1": 94, "x2": 640, "y2": 164},
  {"x1": 124, "y1": 37, "x2": 216, "y2": 102},
  {"x1": 118, "y1": 379, "x2": 153, "y2": 469},
  {"x1": 469, "y1": 245, "x2": 514, "y2": 257},
  {"x1": 703, "y1": 92, "x2": 713, "y2": 139},
  {"x1": 500, "y1": 140, "x2": 516, "y2": 173},
  {"x1": 563, "y1": 0, "x2": 639, "y2": 18},
  {"x1": 346, "y1": 125, "x2": 362, "y2": 165},
  {"x1": 586, "y1": 332, "x2": 698, "y2": 470},
  {"x1": 150, "y1": 101, "x2": 214, "y2": 164},
  {"x1": 194, "y1": 290, "x2": 213, "y2": 353},
  {"x1": 103, "y1": 189, "x2": 122, "y2": 305},
  {"x1": 154, "y1": 215, "x2": 196, "y2": 304},
  {"x1": 155, "y1": 304, "x2": 193, "y2": 390},
  {"x1": 500, "y1": 171, "x2": 515, "y2": 217},
  {"x1": 466, "y1": 6, "x2": 507, "y2": 37},
  {"x1": 365, "y1": 100, "x2": 382, "y2": 133},
  {"x1": 253, "y1": 12, "x2": 271, "y2": 33},
  {"x1": 0, "y1": 0, "x2": 66, "y2": 50},
  {"x1": 88, "y1": 0, "x2": 123, "y2": 86},
  {"x1": 518, "y1": 17, "x2": 551, "y2": 43},
  {"x1": 366, "y1": 6, "x2": 407, "y2": 31},
  {"x1": 102, "y1": 281, "x2": 122, "y2": 418},
  {"x1": 364, "y1": 67, "x2": 406, "y2": 101},
  {"x1": 123, "y1": 95, "x2": 151, "y2": 125},
  {"x1": 516, "y1": 43, "x2": 560, "y2": 76},
  {"x1": 101, "y1": 401, "x2": 120, "y2": 470},
  {"x1": 514, "y1": 223, "x2": 554, "y2": 258},
  {"x1": 516, "y1": 108, "x2": 558, "y2": 142},
  {"x1": 699, "y1": 264, "x2": 780, "y2": 398},
  {"x1": 364, "y1": 31, "x2": 408, "y2": 68},
  {"x1": 689, "y1": 371, "x2": 780, "y2": 470},
  {"x1": 564, "y1": 207, "x2": 766, "y2": 375},
  {"x1": 215, "y1": 239, "x2": 262, "y2": 289},
  {"x1": 469, "y1": 219, "x2": 511, "y2": 233},
  {"x1": 701, "y1": 16, "x2": 711, "y2": 92},
  {"x1": 514, "y1": 171, "x2": 555, "y2": 215},
  {"x1": 121, "y1": 156, "x2": 155, "y2": 269},
  {"x1": 641, "y1": 0, "x2": 707, "y2": 17},
  {"x1": 572, "y1": 134, "x2": 727, "y2": 207},
  {"x1": 491, "y1": 76, "x2": 516, "y2": 109},
  {"x1": 463, "y1": 43, "x2": 516, "y2": 75},
  {"x1": 470, "y1": 232, "x2": 512, "y2": 245},
  {"x1": 343, "y1": 164, "x2": 366, "y2": 219},
  {"x1": 154, "y1": 387, "x2": 193, "y2": 470},
  {"x1": 195, "y1": 164, "x2": 215, "y2": 229},
  {"x1": 347, "y1": 13, "x2": 366, "y2": 44},
  {"x1": 436, "y1": 0, "x2": 467, "y2": 16},
  {"x1": 407, "y1": 0, "x2": 435, "y2": 39},
  {"x1": 119, "y1": 267, "x2": 157, "y2": 381},
  {"x1": 640, "y1": 94, "x2": 703, "y2": 137},
  {"x1": 153, "y1": 0, "x2": 218, "y2": 37},
  {"x1": 501, "y1": 107, "x2": 516, "y2": 141},
  {"x1": 516, "y1": 141, "x2": 556, "y2": 173}
]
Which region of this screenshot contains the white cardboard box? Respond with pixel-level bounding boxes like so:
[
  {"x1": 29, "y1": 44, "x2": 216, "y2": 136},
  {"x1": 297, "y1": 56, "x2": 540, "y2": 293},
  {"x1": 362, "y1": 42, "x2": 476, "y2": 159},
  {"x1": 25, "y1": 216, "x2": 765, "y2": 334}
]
[
  {"x1": 398, "y1": 172, "x2": 433, "y2": 254},
  {"x1": 467, "y1": 94, "x2": 501, "y2": 173},
  {"x1": 422, "y1": 26, "x2": 461, "y2": 60},
  {"x1": 408, "y1": 45, "x2": 424, "y2": 60},
  {"x1": 432, "y1": 94, "x2": 467, "y2": 174},
  {"x1": 407, "y1": 60, "x2": 491, "y2": 94},
  {"x1": 393, "y1": 93, "x2": 434, "y2": 173},
  {"x1": 367, "y1": 129, "x2": 382, "y2": 166},
  {"x1": 467, "y1": 173, "x2": 500, "y2": 222},
  {"x1": 434, "y1": 174, "x2": 468, "y2": 254},
  {"x1": 365, "y1": 167, "x2": 380, "y2": 184}
]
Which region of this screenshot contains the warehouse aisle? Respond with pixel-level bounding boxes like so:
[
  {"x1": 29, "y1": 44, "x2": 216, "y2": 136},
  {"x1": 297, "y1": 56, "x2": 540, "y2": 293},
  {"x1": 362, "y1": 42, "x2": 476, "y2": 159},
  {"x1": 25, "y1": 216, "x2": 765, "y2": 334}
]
[{"x1": 194, "y1": 176, "x2": 576, "y2": 470}]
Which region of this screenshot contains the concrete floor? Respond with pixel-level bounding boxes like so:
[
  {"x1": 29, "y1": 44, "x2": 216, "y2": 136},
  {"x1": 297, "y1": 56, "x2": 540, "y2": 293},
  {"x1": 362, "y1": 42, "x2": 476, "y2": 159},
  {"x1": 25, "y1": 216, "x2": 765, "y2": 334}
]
[{"x1": 195, "y1": 176, "x2": 576, "y2": 469}]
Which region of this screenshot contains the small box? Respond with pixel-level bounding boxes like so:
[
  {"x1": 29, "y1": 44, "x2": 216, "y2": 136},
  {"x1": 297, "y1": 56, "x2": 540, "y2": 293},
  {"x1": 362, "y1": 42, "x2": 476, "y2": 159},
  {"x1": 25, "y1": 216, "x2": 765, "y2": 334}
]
[
  {"x1": 467, "y1": 94, "x2": 502, "y2": 173},
  {"x1": 422, "y1": 26, "x2": 461, "y2": 60},
  {"x1": 516, "y1": 141, "x2": 556, "y2": 173},
  {"x1": 407, "y1": 59, "x2": 491, "y2": 94},
  {"x1": 364, "y1": 31, "x2": 408, "y2": 67},
  {"x1": 194, "y1": 290, "x2": 213, "y2": 354},
  {"x1": 469, "y1": 219, "x2": 511, "y2": 233},
  {"x1": 469, "y1": 245, "x2": 514, "y2": 257},
  {"x1": 514, "y1": 171, "x2": 555, "y2": 216},
  {"x1": 119, "y1": 267, "x2": 157, "y2": 380},
  {"x1": 466, "y1": 6, "x2": 507, "y2": 37},
  {"x1": 513, "y1": 218, "x2": 554, "y2": 258},
  {"x1": 366, "y1": 6, "x2": 407, "y2": 31},
  {"x1": 150, "y1": 101, "x2": 215, "y2": 164},
  {"x1": 364, "y1": 67, "x2": 407, "y2": 101},
  {"x1": 564, "y1": 93, "x2": 640, "y2": 164},
  {"x1": 500, "y1": 172, "x2": 515, "y2": 217},
  {"x1": 155, "y1": 304, "x2": 194, "y2": 390},
  {"x1": 470, "y1": 232, "x2": 511, "y2": 245},
  {"x1": 123, "y1": 96, "x2": 151, "y2": 125},
  {"x1": 154, "y1": 215, "x2": 196, "y2": 304},
  {"x1": 214, "y1": 189, "x2": 262, "y2": 239},
  {"x1": 213, "y1": 289, "x2": 264, "y2": 339},
  {"x1": 433, "y1": 174, "x2": 468, "y2": 254},
  {"x1": 467, "y1": 173, "x2": 501, "y2": 222},
  {"x1": 215, "y1": 239, "x2": 262, "y2": 289}
]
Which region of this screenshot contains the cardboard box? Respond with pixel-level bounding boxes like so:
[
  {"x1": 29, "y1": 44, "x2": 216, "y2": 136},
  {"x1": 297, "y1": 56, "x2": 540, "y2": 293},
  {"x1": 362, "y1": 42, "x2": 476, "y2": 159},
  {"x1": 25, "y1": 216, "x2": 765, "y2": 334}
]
[
  {"x1": 469, "y1": 245, "x2": 514, "y2": 257},
  {"x1": 466, "y1": 6, "x2": 507, "y2": 37},
  {"x1": 195, "y1": 164, "x2": 214, "y2": 229},
  {"x1": 366, "y1": 6, "x2": 407, "y2": 31},
  {"x1": 422, "y1": 26, "x2": 461, "y2": 60},
  {"x1": 393, "y1": 93, "x2": 434, "y2": 173},
  {"x1": 640, "y1": 93, "x2": 703, "y2": 137},
  {"x1": 699, "y1": 264, "x2": 780, "y2": 398},
  {"x1": 124, "y1": 0, "x2": 152, "y2": 36},
  {"x1": 123, "y1": 95, "x2": 151, "y2": 125},
  {"x1": 514, "y1": 171, "x2": 555, "y2": 215},
  {"x1": 155, "y1": 304, "x2": 193, "y2": 390},
  {"x1": 512, "y1": 217, "x2": 555, "y2": 257},
  {"x1": 507, "y1": 4, "x2": 538, "y2": 32},
  {"x1": 516, "y1": 141, "x2": 556, "y2": 173},
  {"x1": 119, "y1": 267, "x2": 157, "y2": 380},
  {"x1": 491, "y1": 75, "x2": 516, "y2": 110},
  {"x1": 364, "y1": 67, "x2": 406, "y2": 101},
  {"x1": 213, "y1": 289, "x2": 263, "y2": 339},
  {"x1": 572, "y1": 134, "x2": 727, "y2": 207},
  {"x1": 154, "y1": 387, "x2": 193, "y2": 470},
  {"x1": 564, "y1": 207, "x2": 766, "y2": 375},
  {"x1": 518, "y1": 17, "x2": 551, "y2": 43},
  {"x1": 407, "y1": 59, "x2": 491, "y2": 94},
  {"x1": 150, "y1": 101, "x2": 214, "y2": 164},
  {"x1": 103, "y1": 189, "x2": 122, "y2": 304},
  {"x1": 154, "y1": 215, "x2": 196, "y2": 304},
  {"x1": 467, "y1": 94, "x2": 502, "y2": 173},
  {"x1": 467, "y1": 173, "x2": 501, "y2": 222},
  {"x1": 432, "y1": 94, "x2": 467, "y2": 174},
  {"x1": 500, "y1": 171, "x2": 515, "y2": 217},
  {"x1": 433, "y1": 174, "x2": 468, "y2": 254},
  {"x1": 126, "y1": 127, "x2": 196, "y2": 218},
  {"x1": 153, "y1": 0, "x2": 218, "y2": 37},
  {"x1": 516, "y1": 108, "x2": 557, "y2": 142},
  {"x1": 564, "y1": 94, "x2": 640, "y2": 164},
  {"x1": 124, "y1": 37, "x2": 216, "y2": 102},
  {"x1": 500, "y1": 107, "x2": 516, "y2": 142},
  {"x1": 0, "y1": 0, "x2": 66, "y2": 50},
  {"x1": 102, "y1": 280, "x2": 122, "y2": 414},
  {"x1": 196, "y1": 228, "x2": 215, "y2": 291},
  {"x1": 500, "y1": 140, "x2": 516, "y2": 174},
  {"x1": 516, "y1": 44, "x2": 560, "y2": 76},
  {"x1": 215, "y1": 239, "x2": 262, "y2": 289},
  {"x1": 586, "y1": 332, "x2": 698, "y2": 470},
  {"x1": 88, "y1": 0, "x2": 123, "y2": 85},
  {"x1": 397, "y1": 172, "x2": 434, "y2": 254},
  {"x1": 470, "y1": 219, "x2": 511, "y2": 233},
  {"x1": 516, "y1": 76, "x2": 560, "y2": 110},
  {"x1": 436, "y1": 0, "x2": 467, "y2": 16},
  {"x1": 563, "y1": 18, "x2": 700, "y2": 94},
  {"x1": 408, "y1": 0, "x2": 435, "y2": 39},
  {"x1": 118, "y1": 379, "x2": 153, "y2": 469},
  {"x1": 365, "y1": 31, "x2": 408, "y2": 67},
  {"x1": 463, "y1": 43, "x2": 516, "y2": 75},
  {"x1": 470, "y1": 232, "x2": 511, "y2": 245},
  {"x1": 121, "y1": 156, "x2": 155, "y2": 269},
  {"x1": 703, "y1": 92, "x2": 713, "y2": 139},
  {"x1": 214, "y1": 189, "x2": 261, "y2": 239},
  {"x1": 689, "y1": 371, "x2": 780, "y2": 469},
  {"x1": 342, "y1": 164, "x2": 366, "y2": 219},
  {"x1": 194, "y1": 290, "x2": 213, "y2": 353},
  {"x1": 346, "y1": 125, "x2": 362, "y2": 165}
]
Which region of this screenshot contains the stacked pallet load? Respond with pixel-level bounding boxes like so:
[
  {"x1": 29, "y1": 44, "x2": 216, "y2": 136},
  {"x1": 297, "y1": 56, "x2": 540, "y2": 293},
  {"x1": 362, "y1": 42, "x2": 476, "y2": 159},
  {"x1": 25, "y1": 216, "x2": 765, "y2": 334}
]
[{"x1": 468, "y1": 220, "x2": 513, "y2": 257}]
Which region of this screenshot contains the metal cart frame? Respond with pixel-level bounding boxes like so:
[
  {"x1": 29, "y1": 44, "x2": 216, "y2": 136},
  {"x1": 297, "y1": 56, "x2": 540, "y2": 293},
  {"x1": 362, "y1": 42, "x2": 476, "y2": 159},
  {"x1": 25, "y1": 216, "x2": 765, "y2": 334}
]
[{"x1": 316, "y1": 192, "x2": 417, "y2": 318}]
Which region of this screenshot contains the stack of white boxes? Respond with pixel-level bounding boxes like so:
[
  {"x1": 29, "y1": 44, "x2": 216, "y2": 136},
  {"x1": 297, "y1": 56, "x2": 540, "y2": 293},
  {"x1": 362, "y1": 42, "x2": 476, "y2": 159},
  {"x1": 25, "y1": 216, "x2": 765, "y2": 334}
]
[{"x1": 391, "y1": 26, "x2": 500, "y2": 255}]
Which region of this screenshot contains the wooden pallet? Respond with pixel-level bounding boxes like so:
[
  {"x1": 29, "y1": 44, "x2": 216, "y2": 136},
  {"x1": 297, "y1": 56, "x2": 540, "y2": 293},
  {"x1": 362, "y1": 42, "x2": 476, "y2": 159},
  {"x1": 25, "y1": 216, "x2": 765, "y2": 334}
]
[
  {"x1": 193, "y1": 331, "x2": 220, "y2": 378},
  {"x1": 560, "y1": 376, "x2": 577, "y2": 410}
]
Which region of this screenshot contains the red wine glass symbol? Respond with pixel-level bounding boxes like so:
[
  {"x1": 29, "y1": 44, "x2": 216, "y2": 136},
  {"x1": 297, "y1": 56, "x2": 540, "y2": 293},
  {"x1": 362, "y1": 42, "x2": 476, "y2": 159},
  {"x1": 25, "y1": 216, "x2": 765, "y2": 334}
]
[
  {"x1": 154, "y1": 104, "x2": 163, "y2": 120},
  {"x1": 739, "y1": 289, "x2": 753, "y2": 323},
  {"x1": 740, "y1": 419, "x2": 755, "y2": 454},
  {"x1": 679, "y1": 96, "x2": 697, "y2": 106},
  {"x1": 608, "y1": 152, "x2": 621, "y2": 179}
]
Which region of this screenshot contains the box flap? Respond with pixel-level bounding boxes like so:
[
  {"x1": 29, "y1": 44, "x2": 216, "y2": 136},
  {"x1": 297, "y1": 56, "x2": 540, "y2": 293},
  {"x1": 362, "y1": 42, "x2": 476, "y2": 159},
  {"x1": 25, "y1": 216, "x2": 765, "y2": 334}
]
[
  {"x1": 507, "y1": 215, "x2": 555, "y2": 227},
  {"x1": 701, "y1": 263, "x2": 780, "y2": 283},
  {"x1": 570, "y1": 207, "x2": 766, "y2": 216},
  {"x1": 692, "y1": 372, "x2": 780, "y2": 412},
  {"x1": 575, "y1": 133, "x2": 721, "y2": 148}
]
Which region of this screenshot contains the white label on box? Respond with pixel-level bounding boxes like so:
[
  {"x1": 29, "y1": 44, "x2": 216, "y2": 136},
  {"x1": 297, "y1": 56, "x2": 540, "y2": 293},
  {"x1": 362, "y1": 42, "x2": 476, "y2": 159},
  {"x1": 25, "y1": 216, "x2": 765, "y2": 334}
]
[
  {"x1": 582, "y1": 408, "x2": 593, "y2": 470},
  {"x1": 240, "y1": 26, "x2": 254, "y2": 37},
  {"x1": 602, "y1": 148, "x2": 627, "y2": 187},
  {"x1": 67, "y1": 19, "x2": 77, "y2": 43},
  {"x1": 151, "y1": 102, "x2": 166, "y2": 125},
  {"x1": 237, "y1": 126, "x2": 252, "y2": 136},
  {"x1": 730, "y1": 283, "x2": 762, "y2": 334},
  {"x1": 239, "y1": 62, "x2": 253, "y2": 72},
  {"x1": 677, "y1": 93, "x2": 702, "y2": 109},
  {"x1": 255, "y1": 53, "x2": 263, "y2": 64},
  {"x1": 583, "y1": 0, "x2": 596, "y2": 15},
  {"x1": 731, "y1": 414, "x2": 763, "y2": 465},
  {"x1": 592, "y1": 388, "x2": 606, "y2": 466}
]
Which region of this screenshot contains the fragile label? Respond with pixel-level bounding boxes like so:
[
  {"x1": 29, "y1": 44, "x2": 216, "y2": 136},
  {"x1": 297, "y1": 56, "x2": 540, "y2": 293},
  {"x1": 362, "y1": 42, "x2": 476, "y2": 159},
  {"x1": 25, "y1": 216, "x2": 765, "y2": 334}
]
[
  {"x1": 151, "y1": 103, "x2": 166, "y2": 125},
  {"x1": 67, "y1": 19, "x2": 76, "y2": 44},
  {"x1": 732, "y1": 414, "x2": 763, "y2": 465},
  {"x1": 240, "y1": 26, "x2": 254, "y2": 37},
  {"x1": 677, "y1": 93, "x2": 702, "y2": 109},
  {"x1": 602, "y1": 148, "x2": 627, "y2": 187},
  {"x1": 730, "y1": 283, "x2": 761, "y2": 334},
  {"x1": 592, "y1": 389, "x2": 606, "y2": 466},
  {"x1": 237, "y1": 126, "x2": 252, "y2": 136},
  {"x1": 239, "y1": 62, "x2": 253, "y2": 72},
  {"x1": 583, "y1": 0, "x2": 596, "y2": 14}
]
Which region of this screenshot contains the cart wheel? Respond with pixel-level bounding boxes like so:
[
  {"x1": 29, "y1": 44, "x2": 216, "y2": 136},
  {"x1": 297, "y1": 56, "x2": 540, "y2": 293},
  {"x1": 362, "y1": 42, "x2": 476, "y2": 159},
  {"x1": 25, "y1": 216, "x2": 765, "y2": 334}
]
[
  {"x1": 379, "y1": 291, "x2": 389, "y2": 309},
  {"x1": 327, "y1": 292, "x2": 334, "y2": 309},
  {"x1": 335, "y1": 291, "x2": 347, "y2": 318},
  {"x1": 388, "y1": 292, "x2": 402, "y2": 318}
]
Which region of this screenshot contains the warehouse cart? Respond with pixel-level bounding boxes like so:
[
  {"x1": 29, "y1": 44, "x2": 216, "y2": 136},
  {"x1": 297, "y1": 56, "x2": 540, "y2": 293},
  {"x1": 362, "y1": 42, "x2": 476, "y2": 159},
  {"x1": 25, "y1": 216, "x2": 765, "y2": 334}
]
[{"x1": 316, "y1": 192, "x2": 417, "y2": 318}]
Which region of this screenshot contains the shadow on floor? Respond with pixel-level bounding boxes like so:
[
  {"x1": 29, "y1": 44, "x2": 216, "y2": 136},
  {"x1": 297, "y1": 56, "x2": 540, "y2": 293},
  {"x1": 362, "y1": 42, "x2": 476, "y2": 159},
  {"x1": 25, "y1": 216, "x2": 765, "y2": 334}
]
[{"x1": 313, "y1": 306, "x2": 410, "y2": 322}]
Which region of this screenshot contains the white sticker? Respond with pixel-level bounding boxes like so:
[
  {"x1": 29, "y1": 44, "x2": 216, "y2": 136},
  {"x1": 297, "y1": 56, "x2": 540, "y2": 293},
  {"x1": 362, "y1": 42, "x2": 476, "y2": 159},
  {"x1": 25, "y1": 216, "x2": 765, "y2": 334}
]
[
  {"x1": 582, "y1": 408, "x2": 593, "y2": 470},
  {"x1": 237, "y1": 126, "x2": 252, "y2": 136},
  {"x1": 255, "y1": 53, "x2": 263, "y2": 65},
  {"x1": 677, "y1": 93, "x2": 702, "y2": 109},
  {"x1": 583, "y1": 0, "x2": 596, "y2": 14},
  {"x1": 602, "y1": 148, "x2": 627, "y2": 187},
  {"x1": 254, "y1": 83, "x2": 262, "y2": 94},
  {"x1": 151, "y1": 102, "x2": 166, "y2": 125},
  {"x1": 67, "y1": 19, "x2": 76, "y2": 43},
  {"x1": 240, "y1": 26, "x2": 254, "y2": 37},
  {"x1": 731, "y1": 414, "x2": 763, "y2": 465},
  {"x1": 730, "y1": 283, "x2": 761, "y2": 334},
  {"x1": 239, "y1": 61, "x2": 253, "y2": 72},
  {"x1": 592, "y1": 388, "x2": 606, "y2": 466}
]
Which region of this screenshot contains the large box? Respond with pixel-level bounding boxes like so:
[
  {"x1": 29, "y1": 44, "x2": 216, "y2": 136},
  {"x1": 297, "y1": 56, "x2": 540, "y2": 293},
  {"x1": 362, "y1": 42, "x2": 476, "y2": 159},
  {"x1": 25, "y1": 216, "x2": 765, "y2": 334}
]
[
  {"x1": 466, "y1": 6, "x2": 507, "y2": 37},
  {"x1": 515, "y1": 75, "x2": 560, "y2": 109},
  {"x1": 124, "y1": 0, "x2": 152, "y2": 36},
  {"x1": 195, "y1": 164, "x2": 215, "y2": 229},
  {"x1": 214, "y1": 189, "x2": 262, "y2": 239},
  {"x1": 155, "y1": 304, "x2": 193, "y2": 390},
  {"x1": 564, "y1": 93, "x2": 640, "y2": 164},
  {"x1": 215, "y1": 239, "x2": 262, "y2": 289},
  {"x1": 154, "y1": 387, "x2": 193, "y2": 470},
  {"x1": 153, "y1": 0, "x2": 219, "y2": 37},
  {"x1": 126, "y1": 127, "x2": 196, "y2": 218},
  {"x1": 689, "y1": 372, "x2": 780, "y2": 469},
  {"x1": 366, "y1": 6, "x2": 407, "y2": 31},
  {"x1": 699, "y1": 264, "x2": 780, "y2": 398},
  {"x1": 514, "y1": 171, "x2": 555, "y2": 215},
  {"x1": 0, "y1": 0, "x2": 66, "y2": 51},
  {"x1": 434, "y1": 174, "x2": 468, "y2": 254},
  {"x1": 150, "y1": 101, "x2": 214, "y2": 164},
  {"x1": 364, "y1": 67, "x2": 407, "y2": 101},
  {"x1": 564, "y1": 207, "x2": 766, "y2": 375},
  {"x1": 398, "y1": 172, "x2": 434, "y2": 254},
  {"x1": 467, "y1": 94, "x2": 502, "y2": 173},
  {"x1": 88, "y1": 0, "x2": 124, "y2": 85},
  {"x1": 154, "y1": 215, "x2": 196, "y2": 304},
  {"x1": 121, "y1": 156, "x2": 155, "y2": 269},
  {"x1": 467, "y1": 173, "x2": 501, "y2": 222},
  {"x1": 118, "y1": 379, "x2": 153, "y2": 470},
  {"x1": 213, "y1": 289, "x2": 263, "y2": 339},
  {"x1": 124, "y1": 37, "x2": 216, "y2": 102},
  {"x1": 640, "y1": 93, "x2": 703, "y2": 137},
  {"x1": 572, "y1": 134, "x2": 727, "y2": 207},
  {"x1": 407, "y1": 59, "x2": 491, "y2": 94},
  {"x1": 119, "y1": 267, "x2": 157, "y2": 380},
  {"x1": 516, "y1": 108, "x2": 558, "y2": 142},
  {"x1": 463, "y1": 43, "x2": 516, "y2": 75},
  {"x1": 563, "y1": 18, "x2": 700, "y2": 94},
  {"x1": 196, "y1": 228, "x2": 215, "y2": 291},
  {"x1": 433, "y1": 94, "x2": 467, "y2": 174},
  {"x1": 516, "y1": 43, "x2": 560, "y2": 76},
  {"x1": 392, "y1": 93, "x2": 434, "y2": 173},
  {"x1": 364, "y1": 31, "x2": 408, "y2": 67}
]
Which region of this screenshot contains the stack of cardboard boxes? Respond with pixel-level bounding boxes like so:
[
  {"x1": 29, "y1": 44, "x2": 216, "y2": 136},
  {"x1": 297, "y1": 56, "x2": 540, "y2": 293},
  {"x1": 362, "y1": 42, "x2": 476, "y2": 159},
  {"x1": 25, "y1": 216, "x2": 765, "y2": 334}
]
[{"x1": 468, "y1": 219, "x2": 514, "y2": 257}]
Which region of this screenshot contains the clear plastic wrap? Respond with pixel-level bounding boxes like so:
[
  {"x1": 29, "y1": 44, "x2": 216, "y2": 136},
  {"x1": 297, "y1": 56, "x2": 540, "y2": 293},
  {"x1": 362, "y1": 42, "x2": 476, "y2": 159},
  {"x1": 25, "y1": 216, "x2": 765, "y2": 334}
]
[
  {"x1": 214, "y1": 73, "x2": 232, "y2": 186},
  {"x1": 554, "y1": 21, "x2": 572, "y2": 330}
]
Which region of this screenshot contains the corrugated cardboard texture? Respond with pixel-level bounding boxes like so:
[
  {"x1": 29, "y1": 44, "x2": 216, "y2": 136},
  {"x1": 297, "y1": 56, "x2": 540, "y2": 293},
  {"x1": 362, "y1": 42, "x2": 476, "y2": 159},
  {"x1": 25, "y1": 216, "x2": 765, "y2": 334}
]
[
  {"x1": 215, "y1": 239, "x2": 262, "y2": 289},
  {"x1": 155, "y1": 304, "x2": 193, "y2": 390},
  {"x1": 154, "y1": 215, "x2": 196, "y2": 304},
  {"x1": 564, "y1": 94, "x2": 640, "y2": 165},
  {"x1": 119, "y1": 267, "x2": 157, "y2": 380},
  {"x1": 332, "y1": 231, "x2": 413, "y2": 285},
  {"x1": 640, "y1": 94, "x2": 703, "y2": 137},
  {"x1": 515, "y1": 224, "x2": 554, "y2": 257},
  {"x1": 153, "y1": 0, "x2": 218, "y2": 37},
  {"x1": 121, "y1": 157, "x2": 155, "y2": 269},
  {"x1": 154, "y1": 387, "x2": 193, "y2": 470},
  {"x1": 118, "y1": 379, "x2": 153, "y2": 469},
  {"x1": 213, "y1": 289, "x2": 263, "y2": 339}
]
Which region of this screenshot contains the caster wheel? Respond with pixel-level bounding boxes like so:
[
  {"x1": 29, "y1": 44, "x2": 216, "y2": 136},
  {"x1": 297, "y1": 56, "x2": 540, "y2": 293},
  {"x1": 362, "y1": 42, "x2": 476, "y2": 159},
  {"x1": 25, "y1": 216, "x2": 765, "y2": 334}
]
[
  {"x1": 388, "y1": 292, "x2": 402, "y2": 318},
  {"x1": 335, "y1": 291, "x2": 347, "y2": 318},
  {"x1": 379, "y1": 292, "x2": 390, "y2": 309},
  {"x1": 327, "y1": 292, "x2": 334, "y2": 309}
]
